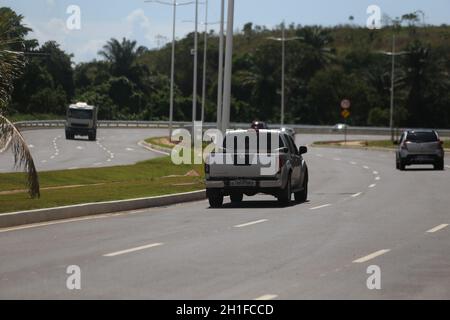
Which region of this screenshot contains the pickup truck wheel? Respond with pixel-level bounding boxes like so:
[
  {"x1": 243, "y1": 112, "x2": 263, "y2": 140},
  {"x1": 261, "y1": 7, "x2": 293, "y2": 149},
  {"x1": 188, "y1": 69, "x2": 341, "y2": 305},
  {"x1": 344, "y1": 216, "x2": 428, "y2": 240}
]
[
  {"x1": 208, "y1": 191, "x2": 224, "y2": 208},
  {"x1": 230, "y1": 193, "x2": 243, "y2": 203},
  {"x1": 434, "y1": 159, "x2": 444, "y2": 171},
  {"x1": 295, "y1": 171, "x2": 308, "y2": 203},
  {"x1": 278, "y1": 174, "x2": 292, "y2": 205}
]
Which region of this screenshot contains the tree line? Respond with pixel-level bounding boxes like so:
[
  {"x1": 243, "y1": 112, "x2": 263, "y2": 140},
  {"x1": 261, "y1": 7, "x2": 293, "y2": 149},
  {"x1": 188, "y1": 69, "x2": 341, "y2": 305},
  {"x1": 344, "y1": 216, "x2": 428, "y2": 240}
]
[{"x1": 3, "y1": 7, "x2": 450, "y2": 128}]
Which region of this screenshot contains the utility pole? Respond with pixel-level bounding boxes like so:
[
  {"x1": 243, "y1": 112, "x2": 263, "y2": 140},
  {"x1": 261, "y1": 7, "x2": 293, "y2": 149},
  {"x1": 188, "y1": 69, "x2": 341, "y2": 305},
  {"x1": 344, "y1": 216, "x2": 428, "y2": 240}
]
[{"x1": 221, "y1": 0, "x2": 234, "y2": 132}]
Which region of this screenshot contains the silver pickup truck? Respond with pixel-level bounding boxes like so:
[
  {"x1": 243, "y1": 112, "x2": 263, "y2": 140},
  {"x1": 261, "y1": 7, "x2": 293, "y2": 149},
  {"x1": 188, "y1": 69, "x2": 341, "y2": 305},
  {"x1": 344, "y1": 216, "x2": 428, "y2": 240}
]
[{"x1": 205, "y1": 129, "x2": 308, "y2": 208}]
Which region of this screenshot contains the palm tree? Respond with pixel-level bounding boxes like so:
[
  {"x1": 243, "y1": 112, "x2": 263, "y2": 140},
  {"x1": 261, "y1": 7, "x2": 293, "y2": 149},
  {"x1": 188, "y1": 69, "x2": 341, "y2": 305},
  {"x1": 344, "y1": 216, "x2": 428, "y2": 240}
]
[
  {"x1": 98, "y1": 38, "x2": 147, "y2": 80},
  {"x1": 0, "y1": 9, "x2": 40, "y2": 198}
]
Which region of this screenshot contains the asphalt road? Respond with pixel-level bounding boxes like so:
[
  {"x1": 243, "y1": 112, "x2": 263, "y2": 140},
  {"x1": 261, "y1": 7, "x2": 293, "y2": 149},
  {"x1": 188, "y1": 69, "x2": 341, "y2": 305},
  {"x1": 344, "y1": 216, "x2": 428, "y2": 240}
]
[
  {"x1": 0, "y1": 128, "x2": 387, "y2": 172},
  {"x1": 0, "y1": 132, "x2": 449, "y2": 299},
  {"x1": 0, "y1": 128, "x2": 168, "y2": 172}
]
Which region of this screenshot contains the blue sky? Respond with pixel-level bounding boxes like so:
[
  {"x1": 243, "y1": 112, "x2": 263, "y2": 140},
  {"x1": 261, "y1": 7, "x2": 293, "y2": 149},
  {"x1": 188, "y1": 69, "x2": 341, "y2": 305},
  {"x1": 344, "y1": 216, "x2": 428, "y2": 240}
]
[{"x1": 3, "y1": 0, "x2": 450, "y2": 63}]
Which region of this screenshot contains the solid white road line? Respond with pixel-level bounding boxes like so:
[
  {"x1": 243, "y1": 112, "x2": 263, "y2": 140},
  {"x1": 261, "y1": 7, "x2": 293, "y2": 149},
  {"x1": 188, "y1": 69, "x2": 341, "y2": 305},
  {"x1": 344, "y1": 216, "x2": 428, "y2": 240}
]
[
  {"x1": 353, "y1": 249, "x2": 391, "y2": 263},
  {"x1": 103, "y1": 243, "x2": 163, "y2": 257},
  {"x1": 351, "y1": 192, "x2": 362, "y2": 198},
  {"x1": 254, "y1": 294, "x2": 278, "y2": 301},
  {"x1": 369, "y1": 184, "x2": 376, "y2": 188},
  {"x1": 234, "y1": 219, "x2": 268, "y2": 228},
  {"x1": 310, "y1": 204, "x2": 331, "y2": 210},
  {"x1": 427, "y1": 224, "x2": 448, "y2": 233}
]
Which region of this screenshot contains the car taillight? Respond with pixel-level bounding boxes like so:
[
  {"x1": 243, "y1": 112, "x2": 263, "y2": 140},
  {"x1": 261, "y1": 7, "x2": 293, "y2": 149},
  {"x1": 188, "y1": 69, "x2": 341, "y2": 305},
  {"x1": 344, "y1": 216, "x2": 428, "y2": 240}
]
[{"x1": 401, "y1": 141, "x2": 409, "y2": 150}]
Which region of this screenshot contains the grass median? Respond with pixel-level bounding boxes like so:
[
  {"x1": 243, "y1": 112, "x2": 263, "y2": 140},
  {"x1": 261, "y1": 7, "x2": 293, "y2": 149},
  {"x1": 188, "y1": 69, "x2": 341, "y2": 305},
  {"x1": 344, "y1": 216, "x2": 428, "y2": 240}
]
[
  {"x1": 0, "y1": 156, "x2": 204, "y2": 214},
  {"x1": 313, "y1": 139, "x2": 449, "y2": 150}
]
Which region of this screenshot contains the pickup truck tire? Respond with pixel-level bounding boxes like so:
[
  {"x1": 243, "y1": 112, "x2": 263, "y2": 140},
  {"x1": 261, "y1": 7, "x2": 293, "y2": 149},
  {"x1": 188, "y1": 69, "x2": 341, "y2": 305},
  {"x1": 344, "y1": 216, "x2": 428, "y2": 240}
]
[
  {"x1": 278, "y1": 173, "x2": 292, "y2": 205},
  {"x1": 207, "y1": 190, "x2": 224, "y2": 208},
  {"x1": 230, "y1": 193, "x2": 243, "y2": 203},
  {"x1": 295, "y1": 171, "x2": 308, "y2": 203},
  {"x1": 434, "y1": 159, "x2": 444, "y2": 171},
  {"x1": 88, "y1": 133, "x2": 97, "y2": 141}
]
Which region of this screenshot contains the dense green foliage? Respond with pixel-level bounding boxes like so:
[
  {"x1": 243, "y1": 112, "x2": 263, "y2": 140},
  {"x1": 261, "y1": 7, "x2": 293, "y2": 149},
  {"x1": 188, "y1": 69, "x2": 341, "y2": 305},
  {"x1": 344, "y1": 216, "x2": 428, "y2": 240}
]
[{"x1": 4, "y1": 7, "x2": 450, "y2": 128}]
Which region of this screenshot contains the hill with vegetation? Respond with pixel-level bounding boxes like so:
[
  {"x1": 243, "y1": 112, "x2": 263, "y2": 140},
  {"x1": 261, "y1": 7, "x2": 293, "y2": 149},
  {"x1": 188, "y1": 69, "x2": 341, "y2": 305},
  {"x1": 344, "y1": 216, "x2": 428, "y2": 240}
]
[{"x1": 3, "y1": 7, "x2": 450, "y2": 128}]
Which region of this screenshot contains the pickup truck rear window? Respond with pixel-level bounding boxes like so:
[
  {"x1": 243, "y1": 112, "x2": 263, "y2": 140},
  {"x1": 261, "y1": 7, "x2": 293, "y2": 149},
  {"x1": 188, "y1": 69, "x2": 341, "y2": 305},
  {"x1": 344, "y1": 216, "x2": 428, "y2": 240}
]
[
  {"x1": 406, "y1": 132, "x2": 438, "y2": 143},
  {"x1": 223, "y1": 132, "x2": 285, "y2": 153}
]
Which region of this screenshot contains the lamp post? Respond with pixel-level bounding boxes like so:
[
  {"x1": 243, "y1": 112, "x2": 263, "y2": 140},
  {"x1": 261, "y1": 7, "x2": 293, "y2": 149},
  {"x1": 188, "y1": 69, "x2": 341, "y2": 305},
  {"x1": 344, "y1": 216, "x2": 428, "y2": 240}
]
[
  {"x1": 217, "y1": 0, "x2": 225, "y2": 130},
  {"x1": 378, "y1": 34, "x2": 409, "y2": 142},
  {"x1": 145, "y1": 0, "x2": 196, "y2": 140},
  {"x1": 221, "y1": 0, "x2": 234, "y2": 132},
  {"x1": 267, "y1": 22, "x2": 302, "y2": 126}
]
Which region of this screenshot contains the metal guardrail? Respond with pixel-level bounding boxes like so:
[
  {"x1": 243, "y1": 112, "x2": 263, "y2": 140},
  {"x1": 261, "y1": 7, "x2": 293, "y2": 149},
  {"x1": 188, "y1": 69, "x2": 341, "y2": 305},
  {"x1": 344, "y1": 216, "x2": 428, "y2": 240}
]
[{"x1": 13, "y1": 120, "x2": 450, "y2": 137}]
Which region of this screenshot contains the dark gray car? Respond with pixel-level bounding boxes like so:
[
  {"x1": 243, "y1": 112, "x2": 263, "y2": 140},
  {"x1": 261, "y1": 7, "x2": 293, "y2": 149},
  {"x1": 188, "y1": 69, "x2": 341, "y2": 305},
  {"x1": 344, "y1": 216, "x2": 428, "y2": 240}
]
[{"x1": 396, "y1": 130, "x2": 445, "y2": 170}]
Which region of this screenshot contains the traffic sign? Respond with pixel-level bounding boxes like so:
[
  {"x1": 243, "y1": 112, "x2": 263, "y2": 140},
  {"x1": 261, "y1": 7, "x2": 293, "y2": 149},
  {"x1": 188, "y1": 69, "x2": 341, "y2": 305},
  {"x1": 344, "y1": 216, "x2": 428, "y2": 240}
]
[
  {"x1": 341, "y1": 109, "x2": 350, "y2": 119},
  {"x1": 341, "y1": 99, "x2": 351, "y2": 109}
]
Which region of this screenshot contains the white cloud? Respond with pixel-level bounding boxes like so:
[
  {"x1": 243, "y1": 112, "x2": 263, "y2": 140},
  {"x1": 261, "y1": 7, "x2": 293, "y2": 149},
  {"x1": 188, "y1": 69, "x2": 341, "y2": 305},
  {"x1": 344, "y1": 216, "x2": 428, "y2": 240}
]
[{"x1": 125, "y1": 9, "x2": 154, "y2": 44}]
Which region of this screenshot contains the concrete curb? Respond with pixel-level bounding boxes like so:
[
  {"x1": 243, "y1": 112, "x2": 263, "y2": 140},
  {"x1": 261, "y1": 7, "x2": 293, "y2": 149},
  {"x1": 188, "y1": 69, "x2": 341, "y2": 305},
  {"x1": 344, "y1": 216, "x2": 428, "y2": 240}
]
[
  {"x1": 312, "y1": 143, "x2": 450, "y2": 153},
  {"x1": 138, "y1": 140, "x2": 172, "y2": 155},
  {"x1": 0, "y1": 190, "x2": 206, "y2": 229}
]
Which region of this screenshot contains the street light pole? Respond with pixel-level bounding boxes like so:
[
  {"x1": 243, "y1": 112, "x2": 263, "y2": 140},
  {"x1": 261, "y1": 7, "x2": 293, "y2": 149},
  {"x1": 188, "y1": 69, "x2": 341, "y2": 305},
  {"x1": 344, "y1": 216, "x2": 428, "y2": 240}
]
[
  {"x1": 267, "y1": 23, "x2": 302, "y2": 126},
  {"x1": 145, "y1": 0, "x2": 195, "y2": 141},
  {"x1": 169, "y1": 0, "x2": 177, "y2": 140},
  {"x1": 281, "y1": 23, "x2": 286, "y2": 125},
  {"x1": 200, "y1": 0, "x2": 208, "y2": 123},
  {"x1": 221, "y1": 0, "x2": 234, "y2": 132},
  {"x1": 216, "y1": 0, "x2": 225, "y2": 130},
  {"x1": 192, "y1": 0, "x2": 199, "y2": 126},
  {"x1": 389, "y1": 34, "x2": 396, "y2": 142}
]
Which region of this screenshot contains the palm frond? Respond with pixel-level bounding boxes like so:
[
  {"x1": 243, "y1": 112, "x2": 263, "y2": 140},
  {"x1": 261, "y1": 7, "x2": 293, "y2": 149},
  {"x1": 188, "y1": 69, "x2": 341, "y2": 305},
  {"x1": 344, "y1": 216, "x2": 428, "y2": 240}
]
[{"x1": 0, "y1": 114, "x2": 40, "y2": 198}]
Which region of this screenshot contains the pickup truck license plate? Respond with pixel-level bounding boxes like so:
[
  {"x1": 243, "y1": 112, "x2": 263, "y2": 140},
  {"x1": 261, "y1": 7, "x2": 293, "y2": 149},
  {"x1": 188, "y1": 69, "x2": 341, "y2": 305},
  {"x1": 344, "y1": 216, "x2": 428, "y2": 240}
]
[{"x1": 229, "y1": 180, "x2": 256, "y2": 187}]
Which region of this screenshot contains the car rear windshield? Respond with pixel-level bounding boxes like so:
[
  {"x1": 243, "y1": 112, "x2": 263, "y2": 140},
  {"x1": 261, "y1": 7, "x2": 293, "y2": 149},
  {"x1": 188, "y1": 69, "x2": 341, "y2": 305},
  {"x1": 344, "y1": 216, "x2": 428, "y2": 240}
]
[
  {"x1": 406, "y1": 132, "x2": 438, "y2": 143},
  {"x1": 68, "y1": 109, "x2": 93, "y2": 119},
  {"x1": 223, "y1": 132, "x2": 284, "y2": 153}
]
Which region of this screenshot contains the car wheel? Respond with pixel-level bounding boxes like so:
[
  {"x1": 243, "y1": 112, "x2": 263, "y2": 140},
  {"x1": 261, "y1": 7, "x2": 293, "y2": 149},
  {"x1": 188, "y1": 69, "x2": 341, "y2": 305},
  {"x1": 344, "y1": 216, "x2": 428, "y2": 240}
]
[
  {"x1": 434, "y1": 159, "x2": 444, "y2": 171},
  {"x1": 278, "y1": 173, "x2": 292, "y2": 205},
  {"x1": 208, "y1": 190, "x2": 224, "y2": 208},
  {"x1": 399, "y1": 159, "x2": 406, "y2": 171},
  {"x1": 230, "y1": 193, "x2": 243, "y2": 203},
  {"x1": 295, "y1": 170, "x2": 308, "y2": 203}
]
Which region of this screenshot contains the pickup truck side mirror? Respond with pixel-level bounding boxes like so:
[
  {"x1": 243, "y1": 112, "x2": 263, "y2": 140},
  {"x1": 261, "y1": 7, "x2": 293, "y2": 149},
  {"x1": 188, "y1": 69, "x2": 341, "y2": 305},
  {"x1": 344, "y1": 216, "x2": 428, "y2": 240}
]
[{"x1": 299, "y1": 146, "x2": 308, "y2": 155}]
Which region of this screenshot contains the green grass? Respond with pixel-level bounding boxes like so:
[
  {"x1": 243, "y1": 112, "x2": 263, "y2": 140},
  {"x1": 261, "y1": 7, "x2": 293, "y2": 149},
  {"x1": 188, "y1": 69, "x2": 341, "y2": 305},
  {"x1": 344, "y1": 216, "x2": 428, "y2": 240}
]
[
  {"x1": 0, "y1": 157, "x2": 204, "y2": 214},
  {"x1": 313, "y1": 140, "x2": 449, "y2": 149},
  {"x1": 7, "y1": 113, "x2": 64, "y2": 122}
]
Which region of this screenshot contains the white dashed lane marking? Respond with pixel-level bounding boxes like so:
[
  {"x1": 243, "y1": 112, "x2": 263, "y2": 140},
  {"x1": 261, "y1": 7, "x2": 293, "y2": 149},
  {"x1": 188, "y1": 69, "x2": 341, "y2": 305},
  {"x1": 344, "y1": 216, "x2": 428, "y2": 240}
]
[
  {"x1": 310, "y1": 204, "x2": 331, "y2": 210},
  {"x1": 427, "y1": 224, "x2": 448, "y2": 233},
  {"x1": 103, "y1": 243, "x2": 164, "y2": 257},
  {"x1": 351, "y1": 192, "x2": 362, "y2": 198},
  {"x1": 353, "y1": 249, "x2": 391, "y2": 263},
  {"x1": 254, "y1": 294, "x2": 278, "y2": 301},
  {"x1": 369, "y1": 184, "x2": 376, "y2": 188},
  {"x1": 234, "y1": 219, "x2": 268, "y2": 228}
]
